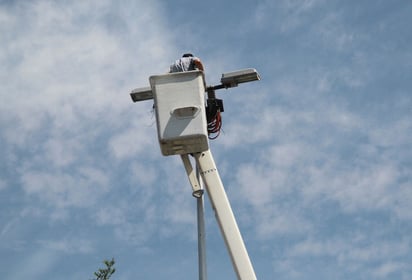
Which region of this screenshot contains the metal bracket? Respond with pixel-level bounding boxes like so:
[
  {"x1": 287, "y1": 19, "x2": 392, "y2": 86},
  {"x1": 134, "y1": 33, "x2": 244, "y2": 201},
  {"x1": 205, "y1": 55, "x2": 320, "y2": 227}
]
[{"x1": 181, "y1": 154, "x2": 204, "y2": 198}]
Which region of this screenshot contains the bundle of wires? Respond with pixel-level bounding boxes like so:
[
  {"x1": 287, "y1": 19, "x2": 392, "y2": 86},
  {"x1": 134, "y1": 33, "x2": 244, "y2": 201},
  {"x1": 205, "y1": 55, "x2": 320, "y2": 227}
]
[{"x1": 207, "y1": 110, "x2": 222, "y2": 139}]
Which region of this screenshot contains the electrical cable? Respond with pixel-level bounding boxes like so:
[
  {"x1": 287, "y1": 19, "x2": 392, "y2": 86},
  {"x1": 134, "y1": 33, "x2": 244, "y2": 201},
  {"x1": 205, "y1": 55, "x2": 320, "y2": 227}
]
[{"x1": 207, "y1": 110, "x2": 222, "y2": 139}]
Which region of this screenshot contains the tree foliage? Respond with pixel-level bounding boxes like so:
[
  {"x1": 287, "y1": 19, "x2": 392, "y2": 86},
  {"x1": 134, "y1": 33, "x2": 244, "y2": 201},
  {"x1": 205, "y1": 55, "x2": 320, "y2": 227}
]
[{"x1": 93, "y1": 258, "x2": 116, "y2": 280}]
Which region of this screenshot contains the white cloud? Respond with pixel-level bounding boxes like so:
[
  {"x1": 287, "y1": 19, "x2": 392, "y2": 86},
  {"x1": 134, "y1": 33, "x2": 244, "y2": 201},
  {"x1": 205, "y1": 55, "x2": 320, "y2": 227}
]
[
  {"x1": 129, "y1": 161, "x2": 158, "y2": 187},
  {"x1": 0, "y1": 177, "x2": 7, "y2": 190},
  {"x1": 0, "y1": 2, "x2": 190, "y2": 263},
  {"x1": 1, "y1": 0, "x2": 171, "y2": 137},
  {"x1": 372, "y1": 261, "x2": 407, "y2": 279},
  {"x1": 394, "y1": 181, "x2": 412, "y2": 220},
  {"x1": 256, "y1": 207, "x2": 313, "y2": 239},
  {"x1": 252, "y1": 0, "x2": 324, "y2": 33},
  {"x1": 235, "y1": 162, "x2": 289, "y2": 207},
  {"x1": 288, "y1": 238, "x2": 343, "y2": 258},
  {"x1": 7, "y1": 249, "x2": 59, "y2": 280},
  {"x1": 284, "y1": 236, "x2": 411, "y2": 278},
  {"x1": 43, "y1": 138, "x2": 80, "y2": 167},
  {"x1": 21, "y1": 167, "x2": 110, "y2": 208},
  {"x1": 38, "y1": 238, "x2": 94, "y2": 254},
  {"x1": 95, "y1": 205, "x2": 128, "y2": 226},
  {"x1": 108, "y1": 120, "x2": 158, "y2": 160},
  {"x1": 0, "y1": 0, "x2": 175, "y2": 212}
]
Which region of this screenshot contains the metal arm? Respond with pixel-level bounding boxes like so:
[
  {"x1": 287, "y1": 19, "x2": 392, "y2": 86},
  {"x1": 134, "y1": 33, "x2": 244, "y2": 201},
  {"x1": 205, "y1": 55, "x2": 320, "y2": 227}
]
[{"x1": 181, "y1": 154, "x2": 204, "y2": 198}]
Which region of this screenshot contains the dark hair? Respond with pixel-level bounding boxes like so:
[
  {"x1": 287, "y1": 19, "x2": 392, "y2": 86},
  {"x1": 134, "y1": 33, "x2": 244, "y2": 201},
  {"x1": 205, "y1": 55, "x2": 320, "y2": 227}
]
[{"x1": 182, "y1": 53, "x2": 194, "y2": 58}]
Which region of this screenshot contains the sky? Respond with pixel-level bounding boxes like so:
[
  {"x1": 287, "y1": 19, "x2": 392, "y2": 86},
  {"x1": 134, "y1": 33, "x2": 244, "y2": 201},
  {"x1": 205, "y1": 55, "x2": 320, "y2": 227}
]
[{"x1": 1, "y1": 0, "x2": 411, "y2": 279}]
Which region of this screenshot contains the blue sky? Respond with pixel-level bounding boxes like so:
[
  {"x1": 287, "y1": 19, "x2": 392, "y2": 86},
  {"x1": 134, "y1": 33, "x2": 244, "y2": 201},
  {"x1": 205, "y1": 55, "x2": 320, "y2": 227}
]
[{"x1": 1, "y1": 0, "x2": 411, "y2": 279}]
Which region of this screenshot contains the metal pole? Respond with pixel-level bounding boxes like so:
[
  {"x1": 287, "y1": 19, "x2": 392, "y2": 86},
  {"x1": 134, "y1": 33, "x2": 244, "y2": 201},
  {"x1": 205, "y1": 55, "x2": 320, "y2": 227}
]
[{"x1": 196, "y1": 164, "x2": 207, "y2": 280}]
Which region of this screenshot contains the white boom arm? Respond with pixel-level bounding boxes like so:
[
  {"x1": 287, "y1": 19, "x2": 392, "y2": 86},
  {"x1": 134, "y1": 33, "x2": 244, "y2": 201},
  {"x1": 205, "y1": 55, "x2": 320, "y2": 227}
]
[{"x1": 183, "y1": 150, "x2": 257, "y2": 280}]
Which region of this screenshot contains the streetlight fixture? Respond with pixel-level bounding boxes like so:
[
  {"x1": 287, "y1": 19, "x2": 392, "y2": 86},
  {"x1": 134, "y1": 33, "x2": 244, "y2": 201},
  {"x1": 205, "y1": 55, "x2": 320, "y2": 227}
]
[
  {"x1": 130, "y1": 86, "x2": 153, "y2": 102},
  {"x1": 220, "y1": 68, "x2": 260, "y2": 88}
]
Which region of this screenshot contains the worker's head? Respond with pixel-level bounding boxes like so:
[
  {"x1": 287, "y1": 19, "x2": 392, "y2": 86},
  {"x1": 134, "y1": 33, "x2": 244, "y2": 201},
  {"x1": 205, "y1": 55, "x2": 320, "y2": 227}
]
[{"x1": 182, "y1": 53, "x2": 194, "y2": 58}]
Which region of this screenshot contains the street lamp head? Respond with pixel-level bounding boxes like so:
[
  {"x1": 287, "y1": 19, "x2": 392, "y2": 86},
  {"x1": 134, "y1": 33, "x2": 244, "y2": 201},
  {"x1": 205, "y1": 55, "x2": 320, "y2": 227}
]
[
  {"x1": 130, "y1": 86, "x2": 153, "y2": 102},
  {"x1": 220, "y1": 68, "x2": 260, "y2": 88}
]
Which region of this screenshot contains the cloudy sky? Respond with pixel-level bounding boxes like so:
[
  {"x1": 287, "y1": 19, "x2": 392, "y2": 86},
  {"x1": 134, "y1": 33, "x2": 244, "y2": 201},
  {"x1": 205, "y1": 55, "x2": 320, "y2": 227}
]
[{"x1": 1, "y1": 0, "x2": 411, "y2": 279}]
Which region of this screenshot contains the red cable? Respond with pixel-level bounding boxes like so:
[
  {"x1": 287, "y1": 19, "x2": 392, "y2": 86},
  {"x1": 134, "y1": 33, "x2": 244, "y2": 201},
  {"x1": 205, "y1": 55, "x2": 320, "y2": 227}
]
[{"x1": 208, "y1": 111, "x2": 222, "y2": 139}]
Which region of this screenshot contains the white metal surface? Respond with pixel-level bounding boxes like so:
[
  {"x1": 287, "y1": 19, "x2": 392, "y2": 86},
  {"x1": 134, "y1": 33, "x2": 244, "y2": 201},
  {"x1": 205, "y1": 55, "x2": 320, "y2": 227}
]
[
  {"x1": 150, "y1": 71, "x2": 209, "y2": 156},
  {"x1": 181, "y1": 154, "x2": 203, "y2": 198},
  {"x1": 193, "y1": 150, "x2": 257, "y2": 280}
]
